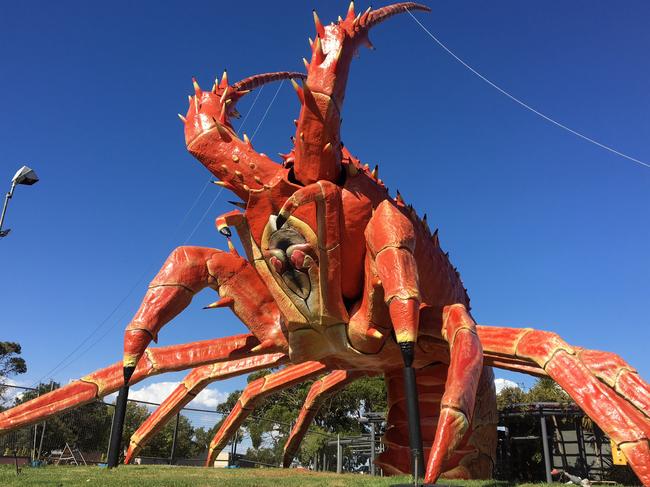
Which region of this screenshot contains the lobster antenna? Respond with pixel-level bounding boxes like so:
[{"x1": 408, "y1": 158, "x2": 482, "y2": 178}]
[
  {"x1": 365, "y1": 2, "x2": 431, "y2": 29},
  {"x1": 232, "y1": 71, "x2": 307, "y2": 94}
]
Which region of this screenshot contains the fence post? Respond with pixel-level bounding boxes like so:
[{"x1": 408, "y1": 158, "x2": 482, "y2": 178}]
[
  {"x1": 370, "y1": 422, "x2": 376, "y2": 476},
  {"x1": 36, "y1": 420, "x2": 46, "y2": 461},
  {"x1": 31, "y1": 388, "x2": 41, "y2": 462},
  {"x1": 169, "y1": 412, "x2": 180, "y2": 465},
  {"x1": 36, "y1": 382, "x2": 55, "y2": 461},
  {"x1": 540, "y1": 411, "x2": 552, "y2": 483},
  {"x1": 229, "y1": 429, "x2": 238, "y2": 467},
  {"x1": 107, "y1": 385, "x2": 129, "y2": 468},
  {"x1": 336, "y1": 434, "x2": 342, "y2": 474},
  {"x1": 575, "y1": 417, "x2": 588, "y2": 478}
]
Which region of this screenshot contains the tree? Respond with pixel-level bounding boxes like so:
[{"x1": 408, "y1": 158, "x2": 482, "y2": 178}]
[
  {"x1": 294, "y1": 425, "x2": 330, "y2": 467},
  {"x1": 0, "y1": 342, "x2": 27, "y2": 379},
  {"x1": 525, "y1": 377, "x2": 569, "y2": 403},
  {"x1": 496, "y1": 377, "x2": 571, "y2": 482},
  {"x1": 318, "y1": 375, "x2": 387, "y2": 431},
  {"x1": 218, "y1": 368, "x2": 387, "y2": 468},
  {"x1": 122, "y1": 402, "x2": 150, "y2": 456},
  {"x1": 497, "y1": 377, "x2": 569, "y2": 411},
  {"x1": 496, "y1": 386, "x2": 526, "y2": 410},
  {"x1": 193, "y1": 424, "x2": 220, "y2": 456},
  {"x1": 121, "y1": 402, "x2": 197, "y2": 461},
  {"x1": 8, "y1": 382, "x2": 113, "y2": 458},
  {"x1": 0, "y1": 342, "x2": 27, "y2": 406}
]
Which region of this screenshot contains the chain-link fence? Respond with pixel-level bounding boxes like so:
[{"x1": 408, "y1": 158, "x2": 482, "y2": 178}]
[
  {"x1": 0, "y1": 383, "x2": 335, "y2": 469},
  {"x1": 1, "y1": 385, "x2": 642, "y2": 483}
]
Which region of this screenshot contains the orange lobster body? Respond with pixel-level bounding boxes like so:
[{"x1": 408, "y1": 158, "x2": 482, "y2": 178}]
[{"x1": 1, "y1": 3, "x2": 649, "y2": 483}]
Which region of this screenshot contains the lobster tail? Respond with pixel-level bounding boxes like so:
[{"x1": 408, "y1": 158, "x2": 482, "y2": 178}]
[{"x1": 377, "y1": 364, "x2": 497, "y2": 478}]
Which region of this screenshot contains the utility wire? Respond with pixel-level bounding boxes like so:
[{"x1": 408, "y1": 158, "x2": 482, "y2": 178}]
[
  {"x1": 174, "y1": 179, "x2": 212, "y2": 231},
  {"x1": 185, "y1": 82, "x2": 285, "y2": 241},
  {"x1": 183, "y1": 187, "x2": 224, "y2": 244},
  {"x1": 237, "y1": 85, "x2": 264, "y2": 136},
  {"x1": 33, "y1": 181, "x2": 217, "y2": 386},
  {"x1": 34, "y1": 82, "x2": 282, "y2": 386},
  {"x1": 29, "y1": 274, "x2": 150, "y2": 387},
  {"x1": 33, "y1": 176, "x2": 215, "y2": 386},
  {"x1": 250, "y1": 80, "x2": 285, "y2": 141},
  {"x1": 405, "y1": 9, "x2": 650, "y2": 169}
]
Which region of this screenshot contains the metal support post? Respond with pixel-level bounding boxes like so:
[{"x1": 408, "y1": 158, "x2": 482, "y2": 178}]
[
  {"x1": 232, "y1": 429, "x2": 238, "y2": 466},
  {"x1": 540, "y1": 413, "x2": 552, "y2": 483},
  {"x1": 31, "y1": 387, "x2": 41, "y2": 462},
  {"x1": 107, "y1": 385, "x2": 129, "y2": 468},
  {"x1": 31, "y1": 423, "x2": 38, "y2": 463},
  {"x1": 575, "y1": 417, "x2": 588, "y2": 477},
  {"x1": 400, "y1": 342, "x2": 424, "y2": 484},
  {"x1": 169, "y1": 413, "x2": 180, "y2": 465},
  {"x1": 337, "y1": 434, "x2": 342, "y2": 474},
  {"x1": 36, "y1": 382, "x2": 54, "y2": 461},
  {"x1": 370, "y1": 422, "x2": 376, "y2": 476}
]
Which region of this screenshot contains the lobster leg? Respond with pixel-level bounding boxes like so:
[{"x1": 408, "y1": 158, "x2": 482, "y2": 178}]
[
  {"x1": 0, "y1": 334, "x2": 262, "y2": 432},
  {"x1": 424, "y1": 304, "x2": 483, "y2": 483},
  {"x1": 478, "y1": 326, "x2": 650, "y2": 485},
  {"x1": 575, "y1": 348, "x2": 650, "y2": 418},
  {"x1": 282, "y1": 370, "x2": 365, "y2": 467},
  {"x1": 366, "y1": 200, "x2": 421, "y2": 345},
  {"x1": 205, "y1": 361, "x2": 328, "y2": 466},
  {"x1": 123, "y1": 245, "x2": 287, "y2": 382},
  {"x1": 124, "y1": 353, "x2": 288, "y2": 464},
  {"x1": 366, "y1": 200, "x2": 427, "y2": 477}
]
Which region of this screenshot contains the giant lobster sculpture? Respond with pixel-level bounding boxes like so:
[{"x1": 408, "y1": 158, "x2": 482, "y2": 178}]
[{"x1": 1, "y1": 2, "x2": 649, "y2": 483}]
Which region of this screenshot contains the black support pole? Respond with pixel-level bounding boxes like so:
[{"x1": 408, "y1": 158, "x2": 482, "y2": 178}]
[
  {"x1": 540, "y1": 412, "x2": 552, "y2": 483},
  {"x1": 400, "y1": 342, "x2": 424, "y2": 484},
  {"x1": 107, "y1": 385, "x2": 129, "y2": 468},
  {"x1": 231, "y1": 429, "x2": 238, "y2": 466}
]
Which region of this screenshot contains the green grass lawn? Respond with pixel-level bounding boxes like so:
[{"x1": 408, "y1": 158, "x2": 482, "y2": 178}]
[{"x1": 0, "y1": 464, "x2": 579, "y2": 487}]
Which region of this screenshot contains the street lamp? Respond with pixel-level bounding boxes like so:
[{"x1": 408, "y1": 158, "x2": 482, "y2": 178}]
[{"x1": 0, "y1": 165, "x2": 39, "y2": 238}]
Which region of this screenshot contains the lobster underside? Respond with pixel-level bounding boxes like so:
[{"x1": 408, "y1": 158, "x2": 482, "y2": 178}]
[
  {"x1": 1, "y1": 2, "x2": 649, "y2": 484},
  {"x1": 378, "y1": 364, "x2": 498, "y2": 477}
]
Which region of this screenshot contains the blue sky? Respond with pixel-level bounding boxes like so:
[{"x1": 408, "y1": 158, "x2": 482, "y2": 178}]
[{"x1": 1, "y1": 0, "x2": 648, "y2": 410}]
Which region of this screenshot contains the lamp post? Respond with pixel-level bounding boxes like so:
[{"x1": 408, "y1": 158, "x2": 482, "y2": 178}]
[{"x1": 0, "y1": 165, "x2": 39, "y2": 238}]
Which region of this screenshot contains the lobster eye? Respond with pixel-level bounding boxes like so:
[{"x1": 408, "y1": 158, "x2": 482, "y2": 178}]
[{"x1": 276, "y1": 214, "x2": 287, "y2": 229}]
